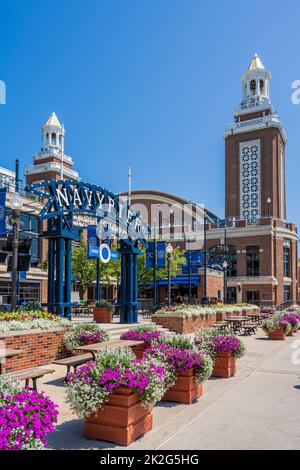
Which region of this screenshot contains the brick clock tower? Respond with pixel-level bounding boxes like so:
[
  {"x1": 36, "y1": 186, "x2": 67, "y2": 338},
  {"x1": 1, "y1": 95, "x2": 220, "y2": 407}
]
[{"x1": 224, "y1": 54, "x2": 287, "y2": 222}]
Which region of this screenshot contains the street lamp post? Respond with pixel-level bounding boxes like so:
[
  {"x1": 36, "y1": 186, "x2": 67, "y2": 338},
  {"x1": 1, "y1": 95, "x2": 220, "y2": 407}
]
[
  {"x1": 203, "y1": 211, "x2": 208, "y2": 304},
  {"x1": 10, "y1": 194, "x2": 23, "y2": 312},
  {"x1": 267, "y1": 197, "x2": 271, "y2": 218},
  {"x1": 166, "y1": 243, "x2": 173, "y2": 307},
  {"x1": 223, "y1": 260, "x2": 228, "y2": 304}
]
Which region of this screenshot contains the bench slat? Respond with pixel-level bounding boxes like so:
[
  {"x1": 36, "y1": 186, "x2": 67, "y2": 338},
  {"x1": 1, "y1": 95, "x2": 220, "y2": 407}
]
[
  {"x1": 9, "y1": 367, "x2": 55, "y2": 381},
  {"x1": 53, "y1": 354, "x2": 92, "y2": 366}
]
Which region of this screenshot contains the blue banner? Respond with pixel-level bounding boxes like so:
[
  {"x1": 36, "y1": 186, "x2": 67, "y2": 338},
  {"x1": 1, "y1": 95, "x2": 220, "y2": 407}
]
[
  {"x1": 146, "y1": 241, "x2": 155, "y2": 268},
  {"x1": 0, "y1": 188, "x2": 6, "y2": 236},
  {"x1": 110, "y1": 250, "x2": 119, "y2": 261},
  {"x1": 87, "y1": 227, "x2": 99, "y2": 259},
  {"x1": 157, "y1": 241, "x2": 166, "y2": 268},
  {"x1": 182, "y1": 251, "x2": 203, "y2": 274}
]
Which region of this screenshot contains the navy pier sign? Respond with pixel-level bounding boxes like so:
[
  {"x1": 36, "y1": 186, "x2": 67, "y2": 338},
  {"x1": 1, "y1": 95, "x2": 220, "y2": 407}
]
[{"x1": 26, "y1": 180, "x2": 147, "y2": 322}]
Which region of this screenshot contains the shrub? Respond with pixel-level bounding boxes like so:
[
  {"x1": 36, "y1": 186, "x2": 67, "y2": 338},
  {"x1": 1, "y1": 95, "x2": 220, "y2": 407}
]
[
  {"x1": 0, "y1": 376, "x2": 58, "y2": 450},
  {"x1": 94, "y1": 300, "x2": 111, "y2": 309},
  {"x1": 65, "y1": 347, "x2": 167, "y2": 418},
  {"x1": 64, "y1": 323, "x2": 109, "y2": 353}
]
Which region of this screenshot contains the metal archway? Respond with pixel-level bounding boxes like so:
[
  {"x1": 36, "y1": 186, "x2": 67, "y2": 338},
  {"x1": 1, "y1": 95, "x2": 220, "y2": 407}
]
[{"x1": 25, "y1": 180, "x2": 147, "y2": 322}]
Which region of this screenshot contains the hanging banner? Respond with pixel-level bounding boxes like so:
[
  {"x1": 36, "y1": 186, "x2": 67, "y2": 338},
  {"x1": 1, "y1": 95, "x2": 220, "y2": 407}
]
[
  {"x1": 157, "y1": 241, "x2": 166, "y2": 268},
  {"x1": 0, "y1": 188, "x2": 6, "y2": 236},
  {"x1": 146, "y1": 241, "x2": 155, "y2": 268},
  {"x1": 182, "y1": 251, "x2": 203, "y2": 274},
  {"x1": 87, "y1": 227, "x2": 99, "y2": 259}
]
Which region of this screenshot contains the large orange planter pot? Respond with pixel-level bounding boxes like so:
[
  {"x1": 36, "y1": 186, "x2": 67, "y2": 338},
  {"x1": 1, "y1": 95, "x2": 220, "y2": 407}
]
[
  {"x1": 93, "y1": 307, "x2": 112, "y2": 323},
  {"x1": 131, "y1": 343, "x2": 147, "y2": 359},
  {"x1": 268, "y1": 326, "x2": 286, "y2": 340},
  {"x1": 163, "y1": 368, "x2": 202, "y2": 404},
  {"x1": 213, "y1": 352, "x2": 236, "y2": 378},
  {"x1": 84, "y1": 387, "x2": 153, "y2": 446}
]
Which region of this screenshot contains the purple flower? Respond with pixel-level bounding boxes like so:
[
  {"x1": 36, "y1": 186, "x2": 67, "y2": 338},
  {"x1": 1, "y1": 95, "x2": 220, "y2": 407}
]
[
  {"x1": 0, "y1": 389, "x2": 58, "y2": 450},
  {"x1": 120, "y1": 329, "x2": 162, "y2": 346}
]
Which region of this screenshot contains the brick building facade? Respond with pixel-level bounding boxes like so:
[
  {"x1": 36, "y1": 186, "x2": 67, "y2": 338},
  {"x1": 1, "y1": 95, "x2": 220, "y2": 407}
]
[{"x1": 120, "y1": 55, "x2": 299, "y2": 308}]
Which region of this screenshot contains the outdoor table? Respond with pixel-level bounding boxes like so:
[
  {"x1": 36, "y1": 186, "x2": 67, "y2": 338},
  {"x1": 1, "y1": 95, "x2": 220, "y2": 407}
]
[
  {"x1": 0, "y1": 349, "x2": 23, "y2": 374},
  {"x1": 225, "y1": 317, "x2": 249, "y2": 333},
  {"x1": 74, "y1": 339, "x2": 144, "y2": 361}
]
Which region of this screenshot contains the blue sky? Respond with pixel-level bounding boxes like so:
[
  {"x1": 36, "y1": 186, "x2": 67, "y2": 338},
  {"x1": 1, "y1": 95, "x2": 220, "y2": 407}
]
[{"x1": 1, "y1": 0, "x2": 300, "y2": 226}]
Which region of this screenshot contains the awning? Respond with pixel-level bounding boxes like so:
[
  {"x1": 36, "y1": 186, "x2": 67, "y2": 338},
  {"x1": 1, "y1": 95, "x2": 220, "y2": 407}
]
[{"x1": 147, "y1": 275, "x2": 200, "y2": 287}]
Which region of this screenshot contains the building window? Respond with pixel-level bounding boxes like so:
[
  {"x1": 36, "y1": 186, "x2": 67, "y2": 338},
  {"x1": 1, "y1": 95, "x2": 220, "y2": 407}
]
[
  {"x1": 247, "y1": 291, "x2": 259, "y2": 303},
  {"x1": 246, "y1": 245, "x2": 259, "y2": 276},
  {"x1": 240, "y1": 140, "x2": 261, "y2": 223},
  {"x1": 283, "y1": 246, "x2": 290, "y2": 278},
  {"x1": 228, "y1": 248, "x2": 237, "y2": 277},
  {"x1": 284, "y1": 285, "x2": 290, "y2": 302}
]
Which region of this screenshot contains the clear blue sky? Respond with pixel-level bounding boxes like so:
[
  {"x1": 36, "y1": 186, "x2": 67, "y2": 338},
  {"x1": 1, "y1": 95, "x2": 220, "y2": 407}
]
[{"x1": 1, "y1": 0, "x2": 300, "y2": 226}]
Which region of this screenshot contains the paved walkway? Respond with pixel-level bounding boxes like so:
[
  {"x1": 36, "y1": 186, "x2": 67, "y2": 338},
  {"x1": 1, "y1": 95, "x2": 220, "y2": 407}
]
[{"x1": 43, "y1": 329, "x2": 300, "y2": 450}]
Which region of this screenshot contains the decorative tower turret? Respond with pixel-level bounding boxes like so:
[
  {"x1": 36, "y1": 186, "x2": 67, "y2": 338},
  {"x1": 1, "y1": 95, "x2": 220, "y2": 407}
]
[{"x1": 25, "y1": 112, "x2": 80, "y2": 185}]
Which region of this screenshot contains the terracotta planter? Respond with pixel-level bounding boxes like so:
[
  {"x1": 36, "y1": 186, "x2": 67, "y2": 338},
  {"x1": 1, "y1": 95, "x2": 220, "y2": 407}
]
[
  {"x1": 163, "y1": 368, "x2": 202, "y2": 404},
  {"x1": 213, "y1": 352, "x2": 236, "y2": 378},
  {"x1": 131, "y1": 343, "x2": 147, "y2": 360},
  {"x1": 93, "y1": 307, "x2": 112, "y2": 323},
  {"x1": 84, "y1": 387, "x2": 152, "y2": 446},
  {"x1": 268, "y1": 326, "x2": 286, "y2": 340}
]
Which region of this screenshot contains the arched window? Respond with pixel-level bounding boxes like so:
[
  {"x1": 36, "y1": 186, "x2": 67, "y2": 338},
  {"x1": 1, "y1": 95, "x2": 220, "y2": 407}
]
[
  {"x1": 250, "y1": 80, "x2": 256, "y2": 94},
  {"x1": 259, "y1": 79, "x2": 264, "y2": 94},
  {"x1": 51, "y1": 133, "x2": 56, "y2": 145}
]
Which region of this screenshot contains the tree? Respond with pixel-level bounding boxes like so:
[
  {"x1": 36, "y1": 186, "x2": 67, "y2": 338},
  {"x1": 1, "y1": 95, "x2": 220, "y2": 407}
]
[
  {"x1": 72, "y1": 236, "x2": 97, "y2": 300},
  {"x1": 137, "y1": 244, "x2": 186, "y2": 293}
]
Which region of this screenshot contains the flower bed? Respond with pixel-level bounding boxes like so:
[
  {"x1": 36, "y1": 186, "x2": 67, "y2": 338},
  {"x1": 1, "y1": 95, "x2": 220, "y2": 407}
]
[
  {"x1": 195, "y1": 329, "x2": 246, "y2": 378},
  {"x1": 152, "y1": 305, "x2": 259, "y2": 334},
  {"x1": 279, "y1": 314, "x2": 300, "y2": 336},
  {"x1": 64, "y1": 323, "x2": 110, "y2": 354},
  {"x1": 262, "y1": 316, "x2": 291, "y2": 340},
  {"x1": 120, "y1": 327, "x2": 162, "y2": 359},
  {"x1": 0, "y1": 375, "x2": 58, "y2": 450},
  {"x1": 65, "y1": 348, "x2": 167, "y2": 446},
  {"x1": 144, "y1": 336, "x2": 213, "y2": 404}
]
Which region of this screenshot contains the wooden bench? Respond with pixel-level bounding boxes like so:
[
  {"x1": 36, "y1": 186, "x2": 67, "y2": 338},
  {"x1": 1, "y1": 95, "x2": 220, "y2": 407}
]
[
  {"x1": 53, "y1": 353, "x2": 93, "y2": 380},
  {"x1": 242, "y1": 324, "x2": 258, "y2": 336},
  {"x1": 8, "y1": 367, "x2": 55, "y2": 391}
]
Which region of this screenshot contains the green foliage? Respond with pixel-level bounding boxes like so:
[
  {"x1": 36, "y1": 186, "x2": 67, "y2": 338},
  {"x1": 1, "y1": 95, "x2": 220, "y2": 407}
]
[
  {"x1": 94, "y1": 299, "x2": 111, "y2": 309},
  {"x1": 72, "y1": 236, "x2": 97, "y2": 300}
]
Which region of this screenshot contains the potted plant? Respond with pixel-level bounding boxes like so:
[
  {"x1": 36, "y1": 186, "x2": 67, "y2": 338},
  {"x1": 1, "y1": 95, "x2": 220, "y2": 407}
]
[
  {"x1": 0, "y1": 375, "x2": 58, "y2": 450},
  {"x1": 279, "y1": 314, "x2": 300, "y2": 336},
  {"x1": 120, "y1": 326, "x2": 162, "y2": 358},
  {"x1": 195, "y1": 329, "x2": 246, "y2": 378},
  {"x1": 144, "y1": 336, "x2": 213, "y2": 404},
  {"x1": 65, "y1": 347, "x2": 167, "y2": 446},
  {"x1": 262, "y1": 316, "x2": 291, "y2": 340},
  {"x1": 64, "y1": 323, "x2": 110, "y2": 354},
  {"x1": 93, "y1": 299, "x2": 112, "y2": 323}
]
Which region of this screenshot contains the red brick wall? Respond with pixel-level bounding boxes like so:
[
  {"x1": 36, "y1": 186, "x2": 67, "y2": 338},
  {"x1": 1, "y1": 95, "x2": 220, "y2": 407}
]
[
  {"x1": 152, "y1": 313, "x2": 217, "y2": 334},
  {"x1": 0, "y1": 328, "x2": 68, "y2": 372}
]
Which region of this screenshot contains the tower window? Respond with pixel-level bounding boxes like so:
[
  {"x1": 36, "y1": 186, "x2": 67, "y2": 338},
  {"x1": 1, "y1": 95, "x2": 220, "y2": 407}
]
[
  {"x1": 246, "y1": 245, "x2": 259, "y2": 276},
  {"x1": 51, "y1": 133, "x2": 56, "y2": 145},
  {"x1": 259, "y1": 79, "x2": 264, "y2": 92},
  {"x1": 250, "y1": 80, "x2": 256, "y2": 93}
]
